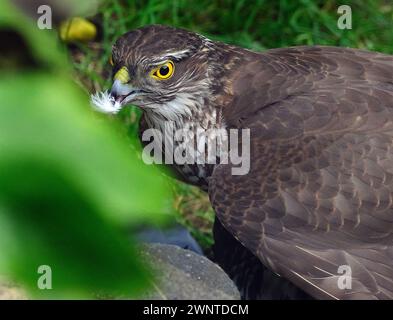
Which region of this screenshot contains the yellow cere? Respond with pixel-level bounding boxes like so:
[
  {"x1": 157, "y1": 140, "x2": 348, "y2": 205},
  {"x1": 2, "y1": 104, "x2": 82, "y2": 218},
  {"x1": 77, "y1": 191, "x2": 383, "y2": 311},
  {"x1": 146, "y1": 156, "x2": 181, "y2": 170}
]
[
  {"x1": 151, "y1": 61, "x2": 175, "y2": 80},
  {"x1": 114, "y1": 66, "x2": 130, "y2": 84}
]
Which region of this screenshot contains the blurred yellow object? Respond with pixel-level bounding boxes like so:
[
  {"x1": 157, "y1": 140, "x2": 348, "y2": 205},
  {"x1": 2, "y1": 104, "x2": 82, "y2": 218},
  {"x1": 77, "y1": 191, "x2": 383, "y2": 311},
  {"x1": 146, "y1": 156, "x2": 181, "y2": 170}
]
[{"x1": 59, "y1": 17, "x2": 97, "y2": 43}]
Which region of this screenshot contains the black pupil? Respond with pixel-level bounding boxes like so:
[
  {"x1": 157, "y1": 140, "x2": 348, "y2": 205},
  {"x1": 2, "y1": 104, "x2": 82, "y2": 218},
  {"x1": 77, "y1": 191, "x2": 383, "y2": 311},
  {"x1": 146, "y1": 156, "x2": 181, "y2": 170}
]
[{"x1": 160, "y1": 65, "x2": 169, "y2": 76}]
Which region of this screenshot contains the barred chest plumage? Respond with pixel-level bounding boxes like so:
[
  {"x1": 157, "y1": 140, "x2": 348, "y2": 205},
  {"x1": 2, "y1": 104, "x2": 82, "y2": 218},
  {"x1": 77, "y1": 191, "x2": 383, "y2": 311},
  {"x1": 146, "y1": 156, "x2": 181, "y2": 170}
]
[{"x1": 139, "y1": 101, "x2": 227, "y2": 191}]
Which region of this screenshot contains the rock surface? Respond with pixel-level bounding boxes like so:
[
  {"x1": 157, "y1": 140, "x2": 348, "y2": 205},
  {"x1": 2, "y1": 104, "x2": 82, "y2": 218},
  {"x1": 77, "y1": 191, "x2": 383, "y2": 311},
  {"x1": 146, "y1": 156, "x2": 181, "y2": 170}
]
[{"x1": 139, "y1": 243, "x2": 240, "y2": 300}]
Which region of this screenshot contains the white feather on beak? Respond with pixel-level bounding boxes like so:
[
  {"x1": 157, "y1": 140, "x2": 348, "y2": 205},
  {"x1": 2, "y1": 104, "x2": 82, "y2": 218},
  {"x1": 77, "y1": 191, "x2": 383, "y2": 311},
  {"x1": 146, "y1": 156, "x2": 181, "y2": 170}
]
[{"x1": 90, "y1": 90, "x2": 122, "y2": 114}]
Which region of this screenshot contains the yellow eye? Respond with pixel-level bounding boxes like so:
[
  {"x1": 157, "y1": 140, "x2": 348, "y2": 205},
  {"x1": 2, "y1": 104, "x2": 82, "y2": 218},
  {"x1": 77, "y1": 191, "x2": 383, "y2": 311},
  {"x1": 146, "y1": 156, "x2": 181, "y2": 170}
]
[{"x1": 151, "y1": 61, "x2": 174, "y2": 80}]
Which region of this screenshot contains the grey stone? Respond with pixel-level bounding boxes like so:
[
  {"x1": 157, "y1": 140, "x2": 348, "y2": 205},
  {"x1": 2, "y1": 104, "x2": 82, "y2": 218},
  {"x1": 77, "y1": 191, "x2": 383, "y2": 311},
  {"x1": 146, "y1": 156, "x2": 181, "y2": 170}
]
[{"x1": 139, "y1": 243, "x2": 240, "y2": 300}]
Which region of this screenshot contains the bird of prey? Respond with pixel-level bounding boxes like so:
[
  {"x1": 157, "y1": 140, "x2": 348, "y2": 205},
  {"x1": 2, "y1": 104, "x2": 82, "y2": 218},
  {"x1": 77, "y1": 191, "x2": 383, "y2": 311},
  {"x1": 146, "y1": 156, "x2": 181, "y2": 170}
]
[{"x1": 92, "y1": 25, "x2": 393, "y2": 300}]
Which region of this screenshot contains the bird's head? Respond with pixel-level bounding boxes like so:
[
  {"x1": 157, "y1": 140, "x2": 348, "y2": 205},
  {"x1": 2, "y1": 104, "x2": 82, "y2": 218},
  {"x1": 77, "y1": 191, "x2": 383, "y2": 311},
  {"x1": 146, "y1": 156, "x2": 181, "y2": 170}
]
[{"x1": 103, "y1": 25, "x2": 220, "y2": 121}]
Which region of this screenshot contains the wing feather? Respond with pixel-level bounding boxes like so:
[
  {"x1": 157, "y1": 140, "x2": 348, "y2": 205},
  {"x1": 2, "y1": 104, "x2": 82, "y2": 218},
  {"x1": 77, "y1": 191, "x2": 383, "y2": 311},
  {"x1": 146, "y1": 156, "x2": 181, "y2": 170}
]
[{"x1": 210, "y1": 46, "x2": 393, "y2": 299}]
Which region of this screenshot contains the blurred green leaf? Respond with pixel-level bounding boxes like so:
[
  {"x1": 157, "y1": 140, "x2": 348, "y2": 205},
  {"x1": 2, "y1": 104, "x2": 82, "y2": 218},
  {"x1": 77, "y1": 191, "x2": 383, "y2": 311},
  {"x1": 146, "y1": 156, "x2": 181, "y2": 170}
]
[
  {"x1": 0, "y1": 70, "x2": 170, "y2": 300},
  {"x1": 0, "y1": 0, "x2": 171, "y2": 298},
  {"x1": 0, "y1": 73, "x2": 171, "y2": 225},
  {"x1": 0, "y1": 159, "x2": 149, "y2": 299}
]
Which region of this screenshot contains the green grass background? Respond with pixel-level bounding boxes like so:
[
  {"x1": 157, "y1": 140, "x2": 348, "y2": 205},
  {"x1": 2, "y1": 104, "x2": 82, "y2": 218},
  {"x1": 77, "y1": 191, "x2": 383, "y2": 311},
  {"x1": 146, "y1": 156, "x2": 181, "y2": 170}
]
[{"x1": 72, "y1": 0, "x2": 393, "y2": 248}]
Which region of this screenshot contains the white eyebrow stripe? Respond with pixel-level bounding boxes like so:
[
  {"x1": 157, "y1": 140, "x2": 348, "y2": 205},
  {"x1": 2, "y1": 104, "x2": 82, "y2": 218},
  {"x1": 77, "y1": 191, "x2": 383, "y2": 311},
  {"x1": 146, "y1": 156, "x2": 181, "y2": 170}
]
[{"x1": 150, "y1": 49, "x2": 192, "y2": 65}]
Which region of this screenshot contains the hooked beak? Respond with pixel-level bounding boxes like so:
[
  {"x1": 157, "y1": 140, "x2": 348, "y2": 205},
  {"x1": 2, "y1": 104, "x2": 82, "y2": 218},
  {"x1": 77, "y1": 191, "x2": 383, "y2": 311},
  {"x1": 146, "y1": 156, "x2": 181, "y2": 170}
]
[{"x1": 110, "y1": 79, "x2": 144, "y2": 106}]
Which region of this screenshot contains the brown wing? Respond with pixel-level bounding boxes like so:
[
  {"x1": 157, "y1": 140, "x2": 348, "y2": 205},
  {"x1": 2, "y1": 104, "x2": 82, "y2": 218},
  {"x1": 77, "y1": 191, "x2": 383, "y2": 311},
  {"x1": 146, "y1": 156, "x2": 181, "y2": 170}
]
[
  {"x1": 212, "y1": 217, "x2": 312, "y2": 299},
  {"x1": 209, "y1": 46, "x2": 393, "y2": 299}
]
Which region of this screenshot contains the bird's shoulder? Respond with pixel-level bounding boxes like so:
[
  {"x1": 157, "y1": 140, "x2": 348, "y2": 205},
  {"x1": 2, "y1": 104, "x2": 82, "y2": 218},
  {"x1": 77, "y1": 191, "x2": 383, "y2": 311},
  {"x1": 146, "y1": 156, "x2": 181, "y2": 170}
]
[{"x1": 220, "y1": 45, "x2": 393, "y2": 130}]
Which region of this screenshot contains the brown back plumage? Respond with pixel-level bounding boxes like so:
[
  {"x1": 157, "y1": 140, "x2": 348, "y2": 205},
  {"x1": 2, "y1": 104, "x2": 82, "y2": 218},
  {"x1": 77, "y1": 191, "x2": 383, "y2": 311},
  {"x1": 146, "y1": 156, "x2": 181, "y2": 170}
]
[{"x1": 210, "y1": 46, "x2": 393, "y2": 299}]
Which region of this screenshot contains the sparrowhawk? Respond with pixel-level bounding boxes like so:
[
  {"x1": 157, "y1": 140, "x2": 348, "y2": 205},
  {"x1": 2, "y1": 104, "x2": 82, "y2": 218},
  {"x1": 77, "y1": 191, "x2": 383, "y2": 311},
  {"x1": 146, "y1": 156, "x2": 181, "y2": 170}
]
[{"x1": 92, "y1": 25, "x2": 393, "y2": 300}]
